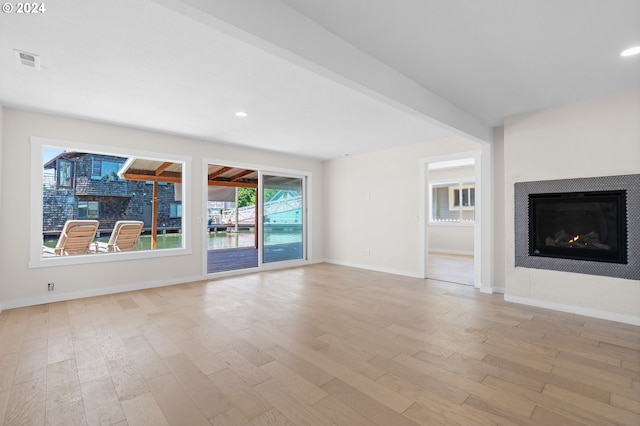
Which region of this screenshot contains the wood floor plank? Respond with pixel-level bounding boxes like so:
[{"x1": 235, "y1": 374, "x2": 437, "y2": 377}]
[
  {"x1": 80, "y1": 376, "x2": 126, "y2": 426},
  {"x1": 253, "y1": 378, "x2": 333, "y2": 426},
  {"x1": 529, "y1": 405, "x2": 588, "y2": 426},
  {"x1": 255, "y1": 324, "x2": 415, "y2": 413},
  {"x1": 13, "y1": 337, "x2": 48, "y2": 385},
  {"x1": 312, "y1": 395, "x2": 377, "y2": 426},
  {"x1": 147, "y1": 373, "x2": 210, "y2": 426},
  {"x1": 482, "y1": 375, "x2": 619, "y2": 425},
  {"x1": 482, "y1": 353, "x2": 613, "y2": 403},
  {"x1": 163, "y1": 353, "x2": 235, "y2": 418},
  {"x1": 320, "y1": 378, "x2": 420, "y2": 426},
  {"x1": 3, "y1": 378, "x2": 46, "y2": 426},
  {"x1": 179, "y1": 338, "x2": 228, "y2": 376},
  {"x1": 106, "y1": 355, "x2": 150, "y2": 402},
  {"x1": 210, "y1": 407, "x2": 251, "y2": 426},
  {"x1": 264, "y1": 345, "x2": 334, "y2": 387},
  {"x1": 259, "y1": 360, "x2": 328, "y2": 405},
  {"x1": 543, "y1": 383, "x2": 640, "y2": 425},
  {"x1": 0, "y1": 323, "x2": 26, "y2": 357},
  {"x1": 216, "y1": 349, "x2": 272, "y2": 387},
  {"x1": 369, "y1": 356, "x2": 470, "y2": 404},
  {"x1": 121, "y1": 334, "x2": 171, "y2": 382},
  {"x1": 209, "y1": 368, "x2": 272, "y2": 420},
  {"x1": 250, "y1": 408, "x2": 296, "y2": 426},
  {"x1": 120, "y1": 391, "x2": 169, "y2": 426},
  {"x1": 0, "y1": 353, "x2": 18, "y2": 394},
  {"x1": 394, "y1": 353, "x2": 536, "y2": 419},
  {"x1": 0, "y1": 390, "x2": 10, "y2": 426}
]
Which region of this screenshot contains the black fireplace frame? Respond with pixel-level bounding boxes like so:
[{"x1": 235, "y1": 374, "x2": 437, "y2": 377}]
[
  {"x1": 514, "y1": 174, "x2": 639, "y2": 281},
  {"x1": 528, "y1": 190, "x2": 627, "y2": 264}
]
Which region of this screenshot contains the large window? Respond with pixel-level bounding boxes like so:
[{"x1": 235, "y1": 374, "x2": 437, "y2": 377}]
[
  {"x1": 32, "y1": 138, "x2": 189, "y2": 266},
  {"x1": 91, "y1": 159, "x2": 122, "y2": 181},
  {"x1": 431, "y1": 181, "x2": 475, "y2": 223}
]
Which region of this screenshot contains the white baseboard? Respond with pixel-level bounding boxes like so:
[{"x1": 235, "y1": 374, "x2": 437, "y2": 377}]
[
  {"x1": 504, "y1": 294, "x2": 640, "y2": 326},
  {"x1": 325, "y1": 259, "x2": 422, "y2": 278},
  {"x1": 0, "y1": 259, "x2": 329, "y2": 313},
  {"x1": 429, "y1": 249, "x2": 474, "y2": 256},
  {"x1": 0, "y1": 274, "x2": 207, "y2": 312}
]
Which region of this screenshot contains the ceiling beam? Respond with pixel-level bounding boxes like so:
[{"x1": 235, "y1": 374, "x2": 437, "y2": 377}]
[{"x1": 152, "y1": 0, "x2": 492, "y2": 144}]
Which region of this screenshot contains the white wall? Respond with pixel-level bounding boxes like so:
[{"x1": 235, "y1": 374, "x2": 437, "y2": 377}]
[
  {"x1": 492, "y1": 127, "x2": 506, "y2": 291},
  {"x1": 0, "y1": 108, "x2": 324, "y2": 310},
  {"x1": 0, "y1": 106, "x2": 3, "y2": 307},
  {"x1": 503, "y1": 89, "x2": 640, "y2": 322},
  {"x1": 324, "y1": 136, "x2": 479, "y2": 276},
  {"x1": 428, "y1": 226, "x2": 473, "y2": 255}
]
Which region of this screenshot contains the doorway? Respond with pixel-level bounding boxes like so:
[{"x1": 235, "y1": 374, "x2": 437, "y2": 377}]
[
  {"x1": 261, "y1": 173, "x2": 305, "y2": 263},
  {"x1": 427, "y1": 158, "x2": 476, "y2": 285},
  {"x1": 205, "y1": 162, "x2": 307, "y2": 274}
]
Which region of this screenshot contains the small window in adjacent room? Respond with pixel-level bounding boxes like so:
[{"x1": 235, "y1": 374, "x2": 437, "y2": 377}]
[
  {"x1": 431, "y1": 181, "x2": 475, "y2": 223},
  {"x1": 78, "y1": 201, "x2": 99, "y2": 219},
  {"x1": 450, "y1": 184, "x2": 475, "y2": 210},
  {"x1": 169, "y1": 202, "x2": 182, "y2": 219},
  {"x1": 57, "y1": 159, "x2": 73, "y2": 188}
]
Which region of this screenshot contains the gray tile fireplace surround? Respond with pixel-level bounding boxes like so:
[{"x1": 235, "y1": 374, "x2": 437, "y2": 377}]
[{"x1": 515, "y1": 174, "x2": 640, "y2": 280}]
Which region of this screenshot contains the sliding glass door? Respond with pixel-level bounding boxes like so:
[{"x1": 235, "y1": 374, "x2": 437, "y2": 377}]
[{"x1": 261, "y1": 174, "x2": 305, "y2": 263}]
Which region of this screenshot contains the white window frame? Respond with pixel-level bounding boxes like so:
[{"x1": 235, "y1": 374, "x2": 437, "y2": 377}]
[
  {"x1": 448, "y1": 183, "x2": 475, "y2": 211},
  {"x1": 202, "y1": 157, "x2": 312, "y2": 276},
  {"x1": 30, "y1": 136, "x2": 192, "y2": 268}
]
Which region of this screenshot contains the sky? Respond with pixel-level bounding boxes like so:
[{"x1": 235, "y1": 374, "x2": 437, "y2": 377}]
[{"x1": 43, "y1": 147, "x2": 64, "y2": 164}]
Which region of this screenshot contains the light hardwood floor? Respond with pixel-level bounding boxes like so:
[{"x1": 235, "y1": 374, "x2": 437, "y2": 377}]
[
  {"x1": 0, "y1": 263, "x2": 638, "y2": 425},
  {"x1": 428, "y1": 253, "x2": 474, "y2": 286}
]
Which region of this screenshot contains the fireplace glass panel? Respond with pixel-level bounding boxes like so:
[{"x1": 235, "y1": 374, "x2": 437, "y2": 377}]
[{"x1": 528, "y1": 190, "x2": 627, "y2": 264}]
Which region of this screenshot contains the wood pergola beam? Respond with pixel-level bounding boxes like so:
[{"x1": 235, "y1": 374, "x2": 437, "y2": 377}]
[
  {"x1": 122, "y1": 172, "x2": 182, "y2": 183},
  {"x1": 208, "y1": 167, "x2": 232, "y2": 180},
  {"x1": 155, "y1": 162, "x2": 173, "y2": 176},
  {"x1": 230, "y1": 169, "x2": 254, "y2": 181}
]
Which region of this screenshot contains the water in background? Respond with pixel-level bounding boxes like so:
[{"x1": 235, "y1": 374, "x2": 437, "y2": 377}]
[{"x1": 43, "y1": 230, "x2": 300, "y2": 251}]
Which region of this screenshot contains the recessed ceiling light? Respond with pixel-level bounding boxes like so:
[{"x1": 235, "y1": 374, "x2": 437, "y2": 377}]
[
  {"x1": 235, "y1": 111, "x2": 248, "y2": 118},
  {"x1": 621, "y1": 46, "x2": 640, "y2": 57}
]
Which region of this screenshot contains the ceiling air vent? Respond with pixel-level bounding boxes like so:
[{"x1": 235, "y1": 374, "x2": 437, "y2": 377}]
[{"x1": 14, "y1": 49, "x2": 41, "y2": 69}]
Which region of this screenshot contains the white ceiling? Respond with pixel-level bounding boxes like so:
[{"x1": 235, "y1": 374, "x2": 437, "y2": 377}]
[
  {"x1": 283, "y1": 0, "x2": 640, "y2": 127},
  {"x1": 1, "y1": 0, "x2": 638, "y2": 160}
]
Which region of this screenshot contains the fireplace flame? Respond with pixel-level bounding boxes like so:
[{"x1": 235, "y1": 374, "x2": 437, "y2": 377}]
[{"x1": 569, "y1": 235, "x2": 580, "y2": 243}]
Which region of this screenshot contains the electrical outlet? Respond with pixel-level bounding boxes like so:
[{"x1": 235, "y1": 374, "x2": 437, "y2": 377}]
[{"x1": 47, "y1": 282, "x2": 55, "y2": 291}]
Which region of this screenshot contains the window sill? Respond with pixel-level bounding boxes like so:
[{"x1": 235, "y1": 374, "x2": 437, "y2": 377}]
[
  {"x1": 29, "y1": 247, "x2": 192, "y2": 269},
  {"x1": 429, "y1": 221, "x2": 475, "y2": 227}
]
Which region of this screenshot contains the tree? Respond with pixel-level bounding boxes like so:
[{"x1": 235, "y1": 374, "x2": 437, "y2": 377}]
[
  {"x1": 237, "y1": 187, "x2": 256, "y2": 208},
  {"x1": 236, "y1": 187, "x2": 279, "y2": 208}
]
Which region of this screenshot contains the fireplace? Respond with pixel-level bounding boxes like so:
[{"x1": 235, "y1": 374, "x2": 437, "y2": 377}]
[
  {"x1": 514, "y1": 174, "x2": 639, "y2": 280},
  {"x1": 528, "y1": 190, "x2": 627, "y2": 264}
]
